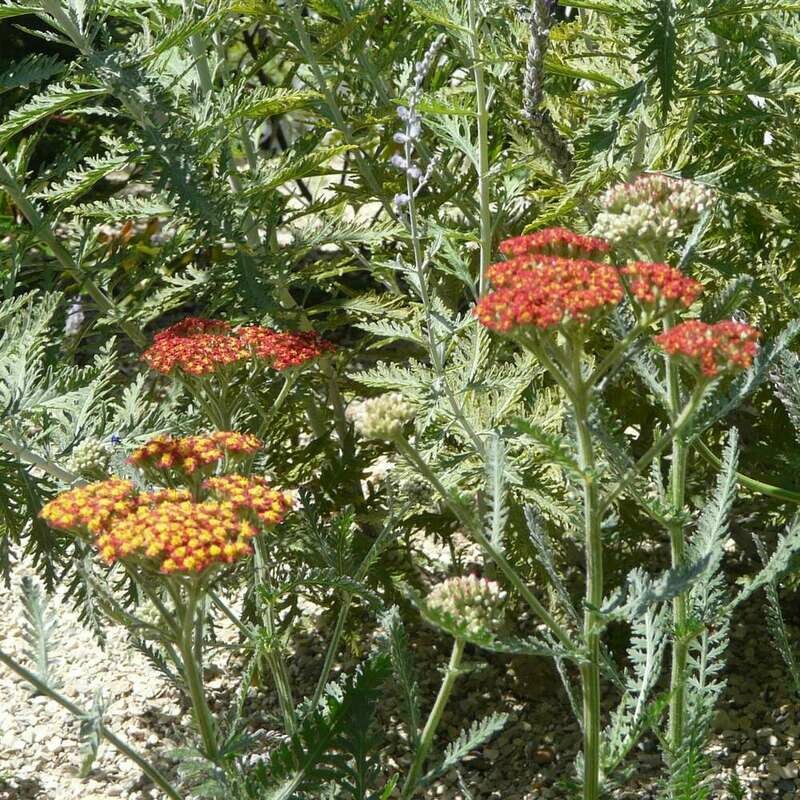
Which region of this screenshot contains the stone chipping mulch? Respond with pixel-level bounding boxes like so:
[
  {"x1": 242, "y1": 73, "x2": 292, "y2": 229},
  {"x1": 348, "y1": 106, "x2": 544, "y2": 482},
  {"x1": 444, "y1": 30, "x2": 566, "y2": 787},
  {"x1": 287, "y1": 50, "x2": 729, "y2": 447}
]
[{"x1": 1, "y1": 554, "x2": 799, "y2": 800}]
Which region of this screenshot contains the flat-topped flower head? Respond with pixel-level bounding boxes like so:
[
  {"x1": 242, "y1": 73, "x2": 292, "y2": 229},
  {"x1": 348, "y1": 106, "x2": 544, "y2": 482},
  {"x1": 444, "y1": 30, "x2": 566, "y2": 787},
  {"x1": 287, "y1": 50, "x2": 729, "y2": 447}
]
[
  {"x1": 129, "y1": 431, "x2": 262, "y2": 475},
  {"x1": 203, "y1": 474, "x2": 294, "y2": 527},
  {"x1": 475, "y1": 258, "x2": 622, "y2": 333},
  {"x1": 654, "y1": 320, "x2": 760, "y2": 377},
  {"x1": 425, "y1": 575, "x2": 507, "y2": 640},
  {"x1": 40, "y1": 479, "x2": 138, "y2": 534},
  {"x1": 142, "y1": 318, "x2": 334, "y2": 376},
  {"x1": 622, "y1": 262, "x2": 703, "y2": 311},
  {"x1": 594, "y1": 174, "x2": 714, "y2": 252},
  {"x1": 354, "y1": 393, "x2": 414, "y2": 440},
  {"x1": 40, "y1": 474, "x2": 294, "y2": 574},
  {"x1": 94, "y1": 499, "x2": 257, "y2": 573},
  {"x1": 236, "y1": 327, "x2": 336, "y2": 370},
  {"x1": 499, "y1": 228, "x2": 611, "y2": 261}
]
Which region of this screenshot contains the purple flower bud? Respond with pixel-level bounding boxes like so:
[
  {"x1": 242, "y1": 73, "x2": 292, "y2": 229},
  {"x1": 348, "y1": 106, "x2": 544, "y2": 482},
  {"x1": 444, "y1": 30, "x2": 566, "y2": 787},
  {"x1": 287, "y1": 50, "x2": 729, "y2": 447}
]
[
  {"x1": 397, "y1": 106, "x2": 410, "y2": 121},
  {"x1": 393, "y1": 132, "x2": 409, "y2": 144},
  {"x1": 390, "y1": 154, "x2": 407, "y2": 169},
  {"x1": 407, "y1": 165, "x2": 422, "y2": 180},
  {"x1": 394, "y1": 193, "x2": 410, "y2": 207}
]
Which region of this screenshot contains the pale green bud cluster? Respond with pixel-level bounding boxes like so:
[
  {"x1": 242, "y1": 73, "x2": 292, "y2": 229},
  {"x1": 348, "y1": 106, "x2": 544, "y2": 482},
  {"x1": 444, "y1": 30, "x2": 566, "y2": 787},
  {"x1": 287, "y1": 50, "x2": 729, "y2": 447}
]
[
  {"x1": 426, "y1": 575, "x2": 507, "y2": 639},
  {"x1": 594, "y1": 173, "x2": 714, "y2": 253},
  {"x1": 66, "y1": 438, "x2": 112, "y2": 478},
  {"x1": 354, "y1": 393, "x2": 413, "y2": 440}
]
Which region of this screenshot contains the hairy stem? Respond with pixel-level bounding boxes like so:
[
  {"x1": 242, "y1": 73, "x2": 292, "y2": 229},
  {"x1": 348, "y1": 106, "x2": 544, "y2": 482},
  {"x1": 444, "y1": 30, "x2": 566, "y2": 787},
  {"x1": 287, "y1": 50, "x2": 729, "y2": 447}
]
[
  {"x1": 399, "y1": 638, "x2": 465, "y2": 799},
  {"x1": 664, "y1": 315, "x2": 689, "y2": 751},
  {"x1": 0, "y1": 649, "x2": 182, "y2": 800},
  {"x1": 179, "y1": 582, "x2": 219, "y2": 761},
  {"x1": 254, "y1": 538, "x2": 298, "y2": 734},
  {"x1": 571, "y1": 351, "x2": 602, "y2": 800}
]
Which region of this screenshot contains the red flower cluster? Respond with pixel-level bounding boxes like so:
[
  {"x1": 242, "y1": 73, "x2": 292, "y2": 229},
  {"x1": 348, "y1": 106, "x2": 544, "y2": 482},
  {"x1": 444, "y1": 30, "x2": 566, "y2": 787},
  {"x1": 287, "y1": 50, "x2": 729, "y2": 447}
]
[
  {"x1": 129, "y1": 431, "x2": 262, "y2": 475},
  {"x1": 237, "y1": 327, "x2": 336, "y2": 370},
  {"x1": 499, "y1": 228, "x2": 611, "y2": 261},
  {"x1": 142, "y1": 318, "x2": 334, "y2": 376},
  {"x1": 654, "y1": 320, "x2": 760, "y2": 377},
  {"x1": 204, "y1": 474, "x2": 295, "y2": 526},
  {"x1": 475, "y1": 257, "x2": 623, "y2": 333},
  {"x1": 622, "y1": 262, "x2": 702, "y2": 310}
]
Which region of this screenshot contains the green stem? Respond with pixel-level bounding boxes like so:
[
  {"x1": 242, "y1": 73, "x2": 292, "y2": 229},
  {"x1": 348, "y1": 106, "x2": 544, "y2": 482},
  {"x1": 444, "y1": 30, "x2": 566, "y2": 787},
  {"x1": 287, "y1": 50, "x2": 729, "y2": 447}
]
[
  {"x1": 310, "y1": 594, "x2": 352, "y2": 706},
  {"x1": 399, "y1": 638, "x2": 465, "y2": 799},
  {"x1": 395, "y1": 439, "x2": 574, "y2": 652},
  {"x1": 0, "y1": 432, "x2": 80, "y2": 484},
  {"x1": 664, "y1": 315, "x2": 689, "y2": 751},
  {"x1": 179, "y1": 582, "x2": 219, "y2": 761},
  {"x1": 570, "y1": 352, "x2": 602, "y2": 800},
  {"x1": 253, "y1": 538, "x2": 298, "y2": 734},
  {"x1": 696, "y1": 439, "x2": 800, "y2": 504},
  {"x1": 0, "y1": 649, "x2": 182, "y2": 800}
]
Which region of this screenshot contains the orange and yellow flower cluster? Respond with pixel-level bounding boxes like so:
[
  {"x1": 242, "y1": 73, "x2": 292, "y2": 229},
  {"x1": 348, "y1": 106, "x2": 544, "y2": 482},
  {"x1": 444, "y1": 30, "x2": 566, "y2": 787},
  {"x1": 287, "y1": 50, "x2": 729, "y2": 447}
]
[
  {"x1": 203, "y1": 474, "x2": 295, "y2": 526},
  {"x1": 40, "y1": 476, "x2": 292, "y2": 574},
  {"x1": 654, "y1": 320, "x2": 760, "y2": 377},
  {"x1": 129, "y1": 431, "x2": 262, "y2": 475},
  {"x1": 142, "y1": 317, "x2": 335, "y2": 376},
  {"x1": 94, "y1": 498, "x2": 257, "y2": 573}
]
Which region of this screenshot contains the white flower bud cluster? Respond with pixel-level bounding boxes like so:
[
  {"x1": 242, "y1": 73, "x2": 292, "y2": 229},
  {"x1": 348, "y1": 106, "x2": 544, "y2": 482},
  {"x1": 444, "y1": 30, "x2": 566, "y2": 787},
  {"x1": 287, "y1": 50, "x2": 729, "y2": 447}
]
[
  {"x1": 426, "y1": 575, "x2": 507, "y2": 639},
  {"x1": 66, "y1": 438, "x2": 112, "y2": 478},
  {"x1": 593, "y1": 174, "x2": 714, "y2": 253},
  {"x1": 354, "y1": 393, "x2": 414, "y2": 440}
]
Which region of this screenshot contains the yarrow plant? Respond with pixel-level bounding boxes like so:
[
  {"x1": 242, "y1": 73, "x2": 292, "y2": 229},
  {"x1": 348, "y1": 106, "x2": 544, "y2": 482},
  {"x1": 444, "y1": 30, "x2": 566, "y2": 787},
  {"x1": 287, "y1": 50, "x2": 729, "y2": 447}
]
[{"x1": 39, "y1": 432, "x2": 294, "y2": 763}]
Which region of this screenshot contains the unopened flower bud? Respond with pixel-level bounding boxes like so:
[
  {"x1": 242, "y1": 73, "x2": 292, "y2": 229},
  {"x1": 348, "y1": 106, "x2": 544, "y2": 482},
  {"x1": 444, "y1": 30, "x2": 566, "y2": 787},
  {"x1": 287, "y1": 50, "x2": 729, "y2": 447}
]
[
  {"x1": 391, "y1": 154, "x2": 408, "y2": 170},
  {"x1": 354, "y1": 393, "x2": 413, "y2": 440},
  {"x1": 66, "y1": 438, "x2": 113, "y2": 478},
  {"x1": 425, "y1": 575, "x2": 506, "y2": 639}
]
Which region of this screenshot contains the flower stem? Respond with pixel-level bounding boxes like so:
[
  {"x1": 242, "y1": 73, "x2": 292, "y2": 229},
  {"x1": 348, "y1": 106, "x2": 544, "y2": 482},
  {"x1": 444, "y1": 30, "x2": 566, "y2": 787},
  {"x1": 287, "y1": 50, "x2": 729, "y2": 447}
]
[
  {"x1": 664, "y1": 314, "x2": 689, "y2": 751},
  {"x1": 0, "y1": 649, "x2": 182, "y2": 800},
  {"x1": 399, "y1": 638, "x2": 465, "y2": 799},
  {"x1": 179, "y1": 582, "x2": 219, "y2": 761},
  {"x1": 253, "y1": 538, "x2": 298, "y2": 734},
  {"x1": 570, "y1": 352, "x2": 602, "y2": 800}
]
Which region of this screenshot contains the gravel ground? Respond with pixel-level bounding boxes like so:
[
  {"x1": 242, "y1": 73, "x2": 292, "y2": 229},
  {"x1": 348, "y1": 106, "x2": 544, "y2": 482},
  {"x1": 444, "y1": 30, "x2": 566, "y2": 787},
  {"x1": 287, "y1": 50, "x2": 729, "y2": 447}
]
[{"x1": 1, "y1": 554, "x2": 799, "y2": 800}]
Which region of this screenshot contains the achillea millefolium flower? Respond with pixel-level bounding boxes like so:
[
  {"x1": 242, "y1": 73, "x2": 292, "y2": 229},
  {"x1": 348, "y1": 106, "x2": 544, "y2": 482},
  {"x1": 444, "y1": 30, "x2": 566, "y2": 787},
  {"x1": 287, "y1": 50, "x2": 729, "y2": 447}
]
[
  {"x1": 141, "y1": 317, "x2": 335, "y2": 376},
  {"x1": 425, "y1": 575, "x2": 507, "y2": 639},
  {"x1": 475, "y1": 256, "x2": 623, "y2": 333},
  {"x1": 498, "y1": 228, "x2": 611, "y2": 261},
  {"x1": 654, "y1": 320, "x2": 760, "y2": 377},
  {"x1": 40, "y1": 475, "x2": 293, "y2": 574},
  {"x1": 621, "y1": 262, "x2": 703, "y2": 311},
  {"x1": 129, "y1": 431, "x2": 262, "y2": 475},
  {"x1": 203, "y1": 474, "x2": 295, "y2": 526}
]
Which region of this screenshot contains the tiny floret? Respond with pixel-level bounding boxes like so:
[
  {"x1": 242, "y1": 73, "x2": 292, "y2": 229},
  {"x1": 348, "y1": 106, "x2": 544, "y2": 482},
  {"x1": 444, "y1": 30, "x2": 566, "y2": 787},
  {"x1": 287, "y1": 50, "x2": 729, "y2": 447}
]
[
  {"x1": 654, "y1": 320, "x2": 760, "y2": 377},
  {"x1": 354, "y1": 393, "x2": 414, "y2": 440},
  {"x1": 425, "y1": 575, "x2": 506, "y2": 639}
]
